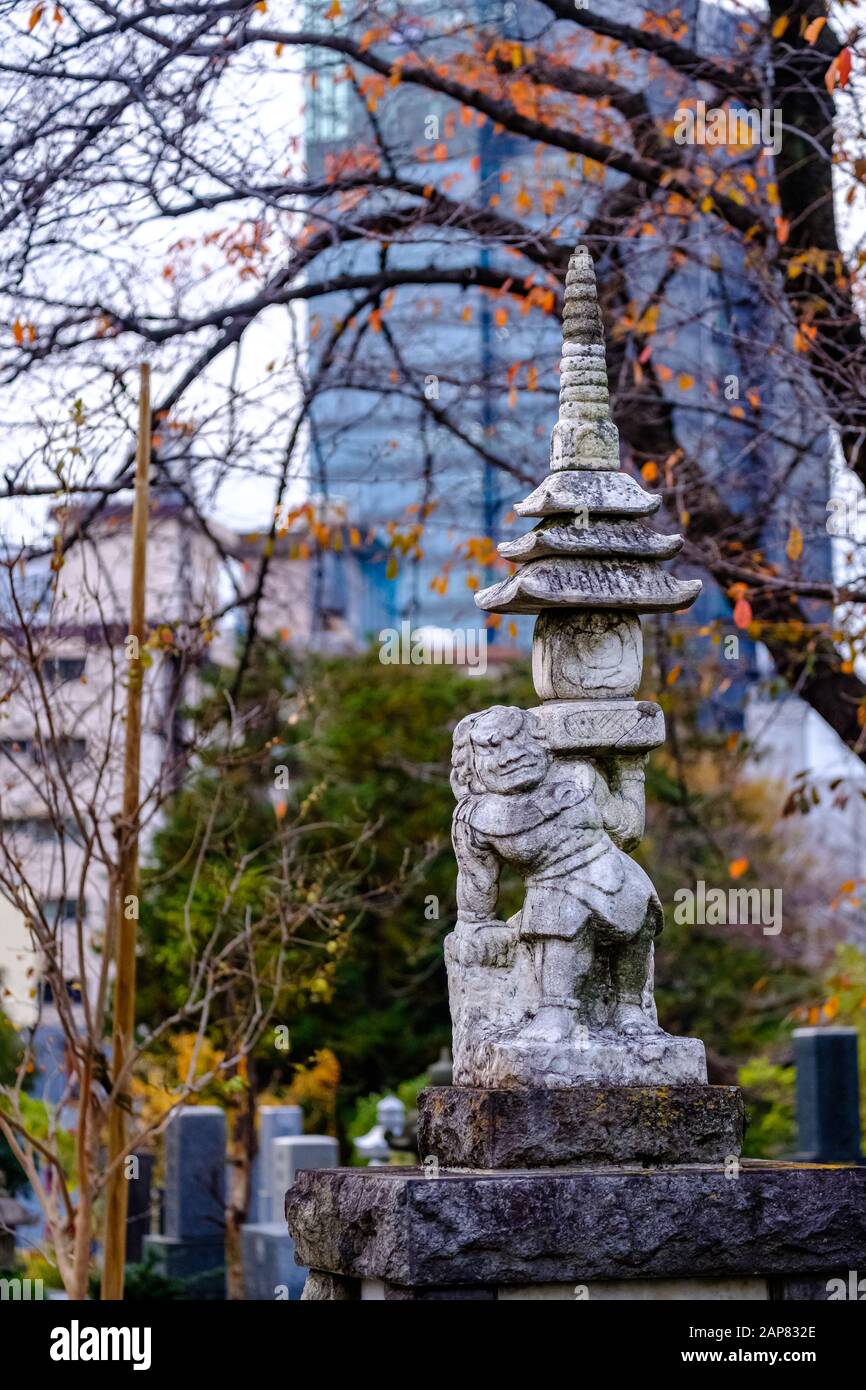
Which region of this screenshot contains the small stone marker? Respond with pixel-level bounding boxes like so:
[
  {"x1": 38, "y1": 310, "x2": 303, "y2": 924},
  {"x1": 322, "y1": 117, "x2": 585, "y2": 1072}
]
[{"x1": 270, "y1": 1135, "x2": 339, "y2": 1223}]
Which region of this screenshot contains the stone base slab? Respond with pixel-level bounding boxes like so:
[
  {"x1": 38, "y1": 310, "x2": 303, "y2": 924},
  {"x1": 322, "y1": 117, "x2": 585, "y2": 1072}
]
[
  {"x1": 474, "y1": 1030, "x2": 707, "y2": 1088},
  {"x1": 416, "y1": 1084, "x2": 744, "y2": 1168},
  {"x1": 285, "y1": 1163, "x2": 866, "y2": 1296}
]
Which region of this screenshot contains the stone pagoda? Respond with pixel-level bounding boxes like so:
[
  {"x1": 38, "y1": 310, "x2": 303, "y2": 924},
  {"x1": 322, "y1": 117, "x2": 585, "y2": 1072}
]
[
  {"x1": 286, "y1": 246, "x2": 866, "y2": 1302},
  {"x1": 442, "y1": 244, "x2": 704, "y2": 1094}
]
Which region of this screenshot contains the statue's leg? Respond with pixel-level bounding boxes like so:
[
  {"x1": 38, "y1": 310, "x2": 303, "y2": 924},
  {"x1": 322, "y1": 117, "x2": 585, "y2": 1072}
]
[
  {"x1": 610, "y1": 928, "x2": 660, "y2": 1035},
  {"x1": 517, "y1": 933, "x2": 592, "y2": 1044}
]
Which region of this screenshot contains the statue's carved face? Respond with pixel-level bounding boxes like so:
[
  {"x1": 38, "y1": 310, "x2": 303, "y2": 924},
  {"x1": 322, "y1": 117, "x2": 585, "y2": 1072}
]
[{"x1": 471, "y1": 708, "x2": 548, "y2": 795}]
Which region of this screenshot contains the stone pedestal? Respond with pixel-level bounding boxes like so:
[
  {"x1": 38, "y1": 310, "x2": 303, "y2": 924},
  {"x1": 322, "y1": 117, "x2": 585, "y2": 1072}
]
[
  {"x1": 285, "y1": 1163, "x2": 866, "y2": 1301},
  {"x1": 417, "y1": 1085, "x2": 744, "y2": 1169}
]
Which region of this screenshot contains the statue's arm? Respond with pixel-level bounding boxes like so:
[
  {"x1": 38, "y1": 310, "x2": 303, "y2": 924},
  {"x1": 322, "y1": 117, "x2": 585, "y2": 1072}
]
[
  {"x1": 593, "y1": 756, "x2": 646, "y2": 851},
  {"x1": 452, "y1": 816, "x2": 501, "y2": 925}
]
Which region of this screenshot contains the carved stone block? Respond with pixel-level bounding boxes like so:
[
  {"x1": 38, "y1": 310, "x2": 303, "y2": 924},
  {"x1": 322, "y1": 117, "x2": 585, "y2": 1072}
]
[
  {"x1": 532, "y1": 612, "x2": 642, "y2": 700},
  {"x1": 530, "y1": 698, "x2": 665, "y2": 753}
]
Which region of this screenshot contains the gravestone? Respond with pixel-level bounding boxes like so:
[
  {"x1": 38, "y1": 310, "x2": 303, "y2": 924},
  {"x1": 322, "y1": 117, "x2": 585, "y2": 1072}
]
[
  {"x1": 242, "y1": 1133, "x2": 338, "y2": 1300},
  {"x1": 252, "y1": 1105, "x2": 303, "y2": 1223},
  {"x1": 287, "y1": 246, "x2": 866, "y2": 1301},
  {"x1": 125, "y1": 1151, "x2": 155, "y2": 1266},
  {"x1": 794, "y1": 1026, "x2": 863, "y2": 1163},
  {"x1": 143, "y1": 1106, "x2": 226, "y2": 1298}
]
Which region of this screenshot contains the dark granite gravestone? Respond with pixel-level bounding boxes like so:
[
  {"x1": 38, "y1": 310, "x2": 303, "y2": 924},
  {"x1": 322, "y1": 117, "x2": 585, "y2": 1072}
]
[
  {"x1": 143, "y1": 1106, "x2": 226, "y2": 1298},
  {"x1": 794, "y1": 1026, "x2": 863, "y2": 1164},
  {"x1": 125, "y1": 1151, "x2": 154, "y2": 1266}
]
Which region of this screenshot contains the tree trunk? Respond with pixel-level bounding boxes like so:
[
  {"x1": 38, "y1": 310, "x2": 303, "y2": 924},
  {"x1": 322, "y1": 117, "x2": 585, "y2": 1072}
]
[{"x1": 224, "y1": 1068, "x2": 256, "y2": 1301}]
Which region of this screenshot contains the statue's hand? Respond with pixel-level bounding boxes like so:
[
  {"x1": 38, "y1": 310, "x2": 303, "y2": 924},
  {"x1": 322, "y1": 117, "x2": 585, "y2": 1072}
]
[{"x1": 453, "y1": 918, "x2": 515, "y2": 968}]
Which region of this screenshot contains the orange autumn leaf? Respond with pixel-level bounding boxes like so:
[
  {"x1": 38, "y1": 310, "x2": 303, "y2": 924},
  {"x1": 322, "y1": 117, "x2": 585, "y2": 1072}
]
[
  {"x1": 729, "y1": 857, "x2": 749, "y2": 880},
  {"x1": 666, "y1": 664, "x2": 681, "y2": 686},
  {"x1": 837, "y1": 47, "x2": 852, "y2": 88},
  {"x1": 641, "y1": 460, "x2": 659, "y2": 482},
  {"x1": 733, "y1": 597, "x2": 752, "y2": 629},
  {"x1": 324, "y1": 0, "x2": 340, "y2": 17},
  {"x1": 794, "y1": 322, "x2": 817, "y2": 352},
  {"x1": 786, "y1": 525, "x2": 803, "y2": 562},
  {"x1": 775, "y1": 216, "x2": 790, "y2": 245},
  {"x1": 369, "y1": 308, "x2": 382, "y2": 333},
  {"x1": 28, "y1": 5, "x2": 43, "y2": 30},
  {"x1": 11, "y1": 319, "x2": 24, "y2": 345},
  {"x1": 678, "y1": 373, "x2": 695, "y2": 391},
  {"x1": 432, "y1": 142, "x2": 448, "y2": 162},
  {"x1": 804, "y1": 16, "x2": 826, "y2": 45},
  {"x1": 826, "y1": 48, "x2": 852, "y2": 93},
  {"x1": 494, "y1": 307, "x2": 508, "y2": 328}
]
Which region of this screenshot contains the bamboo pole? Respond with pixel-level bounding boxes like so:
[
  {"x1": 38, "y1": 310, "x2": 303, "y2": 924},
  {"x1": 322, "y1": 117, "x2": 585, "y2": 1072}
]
[{"x1": 101, "y1": 363, "x2": 151, "y2": 1301}]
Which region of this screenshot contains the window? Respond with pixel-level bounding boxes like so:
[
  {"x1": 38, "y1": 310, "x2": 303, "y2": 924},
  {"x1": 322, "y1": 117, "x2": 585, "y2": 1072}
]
[
  {"x1": 42, "y1": 656, "x2": 86, "y2": 684},
  {"x1": 42, "y1": 898, "x2": 85, "y2": 924},
  {"x1": 38, "y1": 977, "x2": 83, "y2": 1005},
  {"x1": 1, "y1": 817, "x2": 82, "y2": 843},
  {"x1": 0, "y1": 738, "x2": 34, "y2": 759},
  {"x1": 38, "y1": 737, "x2": 86, "y2": 766},
  {"x1": 0, "y1": 736, "x2": 86, "y2": 764}
]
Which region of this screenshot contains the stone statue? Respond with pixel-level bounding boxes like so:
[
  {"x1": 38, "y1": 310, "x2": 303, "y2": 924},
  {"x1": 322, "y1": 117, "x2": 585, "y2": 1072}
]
[
  {"x1": 451, "y1": 704, "x2": 661, "y2": 1044},
  {"x1": 444, "y1": 246, "x2": 706, "y2": 1089}
]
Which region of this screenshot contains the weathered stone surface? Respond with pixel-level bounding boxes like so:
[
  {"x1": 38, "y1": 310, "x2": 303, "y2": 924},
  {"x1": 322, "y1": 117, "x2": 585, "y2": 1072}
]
[
  {"x1": 449, "y1": 704, "x2": 705, "y2": 1087},
  {"x1": 458, "y1": 1028, "x2": 707, "y2": 1088},
  {"x1": 513, "y1": 469, "x2": 661, "y2": 518},
  {"x1": 285, "y1": 1164, "x2": 866, "y2": 1288},
  {"x1": 476, "y1": 556, "x2": 703, "y2": 615},
  {"x1": 531, "y1": 699, "x2": 665, "y2": 753},
  {"x1": 499, "y1": 520, "x2": 682, "y2": 563},
  {"x1": 532, "y1": 612, "x2": 642, "y2": 700},
  {"x1": 416, "y1": 1085, "x2": 744, "y2": 1168},
  {"x1": 301, "y1": 1270, "x2": 359, "y2": 1300}
]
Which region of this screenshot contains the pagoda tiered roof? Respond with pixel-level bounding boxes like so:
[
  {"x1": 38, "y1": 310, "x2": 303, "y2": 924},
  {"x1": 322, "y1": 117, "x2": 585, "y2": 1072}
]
[{"x1": 476, "y1": 246, "x2": 701, "y2": 618}]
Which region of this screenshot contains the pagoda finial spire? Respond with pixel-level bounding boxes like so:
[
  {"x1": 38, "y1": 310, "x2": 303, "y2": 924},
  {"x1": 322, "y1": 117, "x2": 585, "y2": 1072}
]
[{"x1": 551, "y1": 245, "x2": 618, "y2": 470}]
